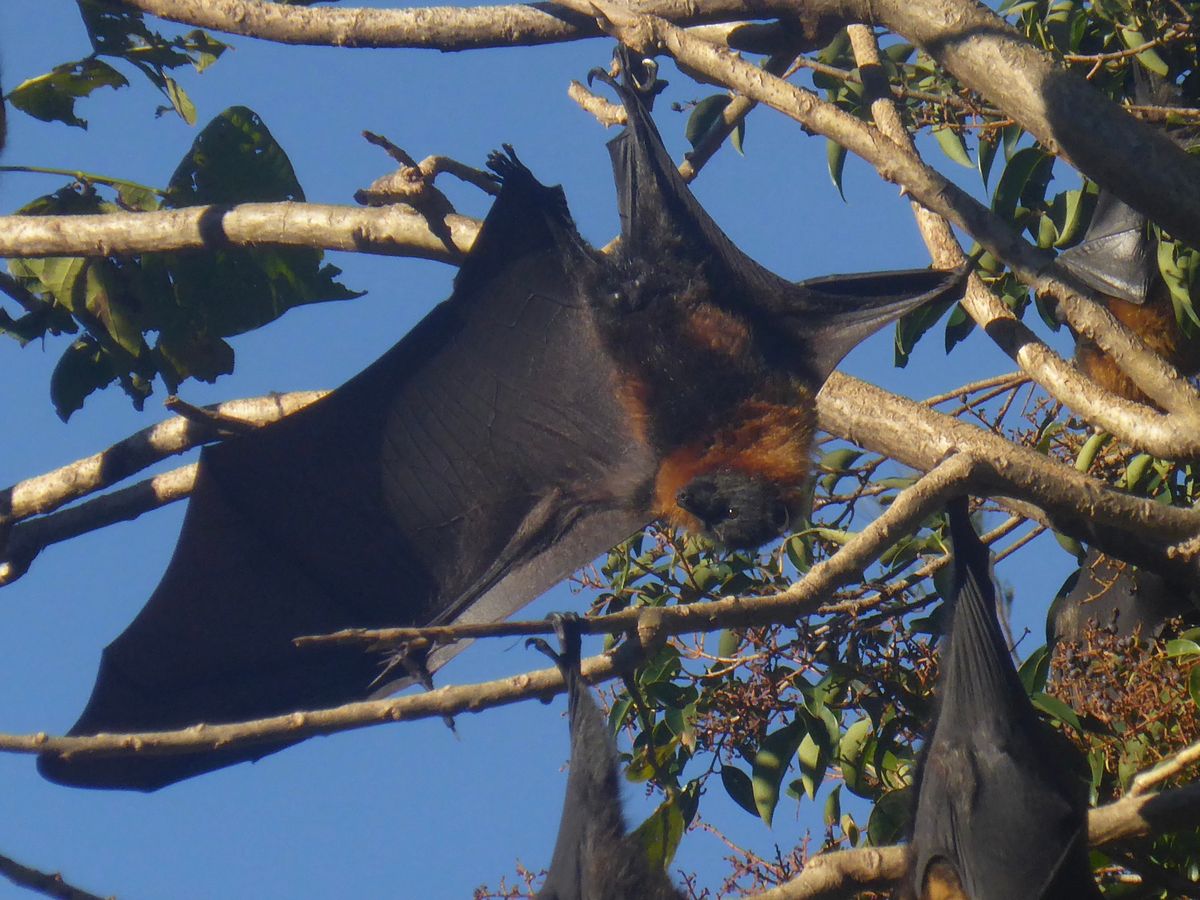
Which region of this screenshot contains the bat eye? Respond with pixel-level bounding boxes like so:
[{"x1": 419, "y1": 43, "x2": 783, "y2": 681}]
[{"x1": 725, "y1": 507, "x2": 739, "y2": 520}]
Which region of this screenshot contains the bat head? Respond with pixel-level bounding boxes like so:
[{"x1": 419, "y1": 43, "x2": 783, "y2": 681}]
[{"x1": 675, "y1": 470, "x2": 791, "y2": 548}]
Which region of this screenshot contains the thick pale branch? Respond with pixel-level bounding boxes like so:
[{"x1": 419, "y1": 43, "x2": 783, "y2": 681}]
[
  {"x1": 818, "y1": 373, "x2": 1200, "y2": 575},
  {"x1": 0, "y1": 393, "x2": 327, "y2": 586},
  {"x1": 0, "y1": 464, "x2": 198, "y2": 587},
  {"x1": 0, "y1": 203, "x2": 481, "y2": 263},
  {"x1": 125, "y1": 0, "x2": 1200, "y2": 248},
  {"x1": 861, "y1": 0, "x2": 1200, "y2": 251},
  {"x1": 0, "y1": 392, "x2": 325, "y2": 524},
  {"x1": 117, "y1": 0, "x2": 815, "y2": 50},
  {"x1": 755, "y1": 847, "x2": 905, "y2": 900},
  {"x1": 844, "y1": 25, "x2": 1183, "y2": 453}
]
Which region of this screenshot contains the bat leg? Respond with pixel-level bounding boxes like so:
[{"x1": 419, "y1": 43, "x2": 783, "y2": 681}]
[
  {"x1": 525, "y1": 612, "x2": 583, "y2": 674},
  {"x1": 371, "y1": 643, "x2": 457, "y2": 732}
]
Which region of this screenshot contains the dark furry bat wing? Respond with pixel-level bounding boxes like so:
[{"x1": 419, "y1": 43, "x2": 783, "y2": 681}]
[
  {"x1": 908, "y1": 500, "x2": 1099, "y2": 899},
  {"x1": 38, "y1": 158, "x2": 656, "y2": 792},
  {"x1": 1057, "y1": 189, "x2": 1152, "y2": 305},
  {"x1": 536, "y1": 626, "x2": 682, "y2": 900},
  {"x1": 604, "y1": 66, "x2": 965, "y2": 383}
]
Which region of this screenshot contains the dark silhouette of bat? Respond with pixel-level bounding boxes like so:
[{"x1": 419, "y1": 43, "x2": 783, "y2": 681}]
[
  {"x1": 529, "y1": 616, "x2": 683, "y2": 900},
  {"x1": 1057, "y1": 189, "x2": 1200, "y2": 405},
  {"x1": 38, "y1": 51, "x2": 963, "y2": 791},
  {"x1": 1052, "y1": 547, "x2": 1198, "y2": 644},
  {"x1": 1056, "y1": 76, "x2": 1200, "y2": 406},
  {"x1": 904, "y1": 498, "x2": 1100, "y2": 899}
]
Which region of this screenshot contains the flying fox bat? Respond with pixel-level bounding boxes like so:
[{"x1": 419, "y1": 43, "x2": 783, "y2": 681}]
[
  {"x1": 529, "y1": 616, "x2": 683, "y2": 900},
  {"x1": 904, "y1": 498, "x2": 1100, "y2": 899},
  {"x1": 38, "y1": 51, "x2": 963, "y2": 791},
  {"x1": 1052, "y1": 547, "x2": 1198, "y2": 644},
  {"x1": 1055, "y1": 74, "x2": 1200, "y2": 406}
]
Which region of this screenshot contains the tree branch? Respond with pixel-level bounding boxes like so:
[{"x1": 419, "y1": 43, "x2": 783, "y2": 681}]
[
  {"x1": 818, "y1": 373, "x2": 1200, "y2": 577},
  {"x1": 122, "y1": 0, "x2": 1200, "y2": 250},
  {"x1": 0, "y1": 203, "x2": 481, "y2": 263},
  {"x1": 0, "y1": 392, "x2": 325, "y2": 525},
  {"x1": 116, "y1": 0, "x2": 840, "y2": 51},
  {"x1": 0, "y1": 851, "x2": 110, "y2": 900}
]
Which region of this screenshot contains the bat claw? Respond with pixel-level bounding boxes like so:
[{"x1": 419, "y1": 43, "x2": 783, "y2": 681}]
[
  {"x1": 486, "y1": 143, "x2": 533, "y2": 185},
  {"x1": 528, "y1": 613, "x2": 584, "y2": 675}
]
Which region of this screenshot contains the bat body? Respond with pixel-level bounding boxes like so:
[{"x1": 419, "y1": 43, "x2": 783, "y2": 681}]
[
  {"x1": 532, "y1": 617, "x2": 683, "y2": 900},
  {"x1": 1056, "y1": 89, "x2": 1200, "y2": 406},
  {"x1": 904, "y1": 499, "x2": 1100, "y2": 899},
  {"x1": 39, "y1": 52, "x2": 963, "y2": 791},
  {"x1": 1053, "y1": 548, "x2": 1198, "y2": 643}
]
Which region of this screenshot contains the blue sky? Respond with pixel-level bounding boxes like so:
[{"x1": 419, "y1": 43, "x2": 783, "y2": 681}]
[{"x1": 0, "y1": 2, "x2": 1077, "y2": 897}]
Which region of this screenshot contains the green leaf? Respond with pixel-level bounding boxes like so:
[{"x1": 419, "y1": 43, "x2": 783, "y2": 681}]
[
  {"x1": 685, "y1": 95, "x2": 732, "y2": 150},
  {"x1": 630, "y1": 787, "x2": 695, "y2": 870},
  {"x1": 867, "y1": 787, "x2": 912, "y2": 845},
  {"x1": 721, "y1": 766, "x2": 760, "y2": 817},
  {"x1": 1123, "y1": 453, "x2": 1155, "y2": 491},
  {"x1": 50, "y1": 336, "x2": 118, "y2": 421},
  {"x1": 823, "y1": 784, "x2": 842, "y2": 827},
  {"x1": 1052, "y1": 530, "x2": 1084, "y2": 560},
  {"x1": 161, "y1": 74, "x2": 197, "y2": 125},
  {"x1": 1119, "y1": 27, "x2": 1169, "y2": 76},
  {"x1": 717, "y1": 629, "x2": 741, "y2": 659},
  {"x1": 827, "y1": 140, "x2": 847, "y2": 201},
  {"x1": 933, "y1": 126, "x2": 973, "y2": 168},
  {"x1": 1052, "y1": 185, "x2": 1097, "y2": 248},
  {"x1": 817, "y1": 448, "x2": 862, "y2": 493},
  {"x1": 1166, "y1": 639, "x2": 1200, "y2": 661},
  {"x1": 1189, "y1": 666, "x2": 1200, "y2": 710},
  {"x1": 839, "y1": 717, "x2": 873, "y2": 798},
  {"x1": 1074, "y1": 430, "x2": 1111, "y2": 473},
  {"x1": 9, "y1": 59, "x2": 129, "y2": 128},
  {"x1": 752, "y1": 720, "x2": 805, "y2": 827},
  {"x1": 977, "y1": 133, "x2": 999, "y2": 188},
  {"x1": 1031, "y1": 692, "x2": 1082, "y2": 734},
  {"x1": 992, "y1": 147, "x2": 1051, "y2": 224},
  {"x1": 943, "y1": 302, "x2": 976, "y2": 353},
  {"x1": 797, "y1": 729, "x2": 830, "y2": 800},
  {"x1": 1017, "y1": 645, "x2": 1050, "y2": 694}
]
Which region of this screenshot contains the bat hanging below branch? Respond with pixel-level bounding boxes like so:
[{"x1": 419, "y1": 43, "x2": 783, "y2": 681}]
[
  {"x1": 529, "y1": 615, "x2": 684, "y2": 900},
  {"x1": 37, "y1": 47, "x2": 964, "y2": 791},
  {"x1": 904, "y1": 498, "x2": 1101, "y2": 899}
]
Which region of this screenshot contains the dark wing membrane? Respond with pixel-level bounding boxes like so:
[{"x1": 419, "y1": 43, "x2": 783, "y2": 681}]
[
  {"x1": 1057, "y1": 190, "x2": 1152, "y2": 305},
  {"x1": 785, "y1": 268, "x2": 965, "y2": 383},
  {"x1": 908, "y1": 499, "x2": 1099, "y2": 899},
  {"x1": 39, "y1": 165, "x2": 655, "y2": 791},
  {"x1": 603, "y1": 57, "x2": 964, "y2": 383}
]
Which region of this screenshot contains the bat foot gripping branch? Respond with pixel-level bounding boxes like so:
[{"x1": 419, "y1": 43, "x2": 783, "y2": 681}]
[{"x1": 526, "y1": 613, "x2": 585, "y2": 688}]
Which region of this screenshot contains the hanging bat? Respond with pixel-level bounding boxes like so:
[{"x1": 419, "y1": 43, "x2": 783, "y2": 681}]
[
  {"x1": 1057, "y1": 189, "x2": 1200, "y2": 404},
  {"x1": 529, "y1": 616, "x2": 683, "y2": 900},
  {"x1": 904, "y1": 498, "x2": 1100, "y2": 899},
  {"x1": 1052, "y1": 547, "x2": 1197, "y2": 644},
  {"x1": 1055, "y1": 75, "x2": 1200, "y2": 406},
  {"x1": 38, "y1": 50, "x2": 964, "y2": 791}
]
